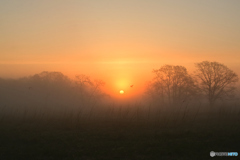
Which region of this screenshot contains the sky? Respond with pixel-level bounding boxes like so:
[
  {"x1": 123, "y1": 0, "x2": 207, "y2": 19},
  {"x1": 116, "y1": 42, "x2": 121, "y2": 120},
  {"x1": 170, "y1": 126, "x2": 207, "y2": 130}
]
[{"x1": 1, "y1": 0, "x2": 240, "y2": 97}]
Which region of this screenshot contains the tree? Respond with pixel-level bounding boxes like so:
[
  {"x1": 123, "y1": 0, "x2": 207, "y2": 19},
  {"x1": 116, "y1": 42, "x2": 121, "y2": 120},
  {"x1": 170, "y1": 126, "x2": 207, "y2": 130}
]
[
  {"x1": 30, "y1": 71, "x2": 71, "y2": 89},
  {"x1": 75, "y1": 74, "x2": 93, "y2": 92},
  {"x1": 89, "y1": 79, "x2": 107, "y2": 100},
  {"x1": 147, "y1": 65, "x2": 196, "y2": 105},
  {"x1": 195, "y1": 61, "x2": 239, "y2": 106},
  {"x1": 74, "y1": 75, "x2": 107, "y2": 102}
]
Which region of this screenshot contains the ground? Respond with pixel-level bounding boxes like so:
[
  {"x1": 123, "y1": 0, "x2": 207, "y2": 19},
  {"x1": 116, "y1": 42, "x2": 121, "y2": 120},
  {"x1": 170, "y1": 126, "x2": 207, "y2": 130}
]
[{"x1": 0, "y1": 106, "x2": 240, "y2": 160}]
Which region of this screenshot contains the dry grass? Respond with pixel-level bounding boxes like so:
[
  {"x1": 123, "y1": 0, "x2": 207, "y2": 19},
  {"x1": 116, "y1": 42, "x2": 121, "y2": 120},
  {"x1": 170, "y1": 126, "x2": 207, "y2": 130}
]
[{"x1": 0, "y1": 102, "x2": 240, "y2": 159}]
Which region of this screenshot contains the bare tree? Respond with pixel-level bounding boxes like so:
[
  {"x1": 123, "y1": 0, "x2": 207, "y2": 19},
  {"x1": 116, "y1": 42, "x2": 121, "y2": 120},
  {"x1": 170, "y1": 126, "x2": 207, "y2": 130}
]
[
  {"x1": 195, "y1": 61, "x2": 239, "y2": 106},
  {"x1": 75, "y1": 74, "x2": 93, "y2": 95},
  {"x1": 147, "y1": 65, "x2": 196, "y2": 105},
  {"x1": 75, "y1": 74, "x2": 93, "y2": 88},
  {"x1": 90, "y1": 79, "x2": 107, "y2": 100},
  {"x1": 74, "y1": 75, "x2": 108, "y2": 102}
]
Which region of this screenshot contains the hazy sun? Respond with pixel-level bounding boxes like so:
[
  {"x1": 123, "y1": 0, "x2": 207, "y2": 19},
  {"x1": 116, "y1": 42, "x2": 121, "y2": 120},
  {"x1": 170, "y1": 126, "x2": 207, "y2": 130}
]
[{"x1": 119, "y1": 90, "x2": 124, "y2": 94}]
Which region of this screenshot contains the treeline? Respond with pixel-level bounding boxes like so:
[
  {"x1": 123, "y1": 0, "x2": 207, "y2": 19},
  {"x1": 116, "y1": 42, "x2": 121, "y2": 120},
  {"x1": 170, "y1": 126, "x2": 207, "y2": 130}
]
[
  {"x1": 0, "y1": 61, "x2": 239, "y2": 111},
  {"x1": 0, "y1": 71, "x2": 108, "y2": 113},
  {"x1": 146, "y1": 61, "x2": 239, "y2": 106}
]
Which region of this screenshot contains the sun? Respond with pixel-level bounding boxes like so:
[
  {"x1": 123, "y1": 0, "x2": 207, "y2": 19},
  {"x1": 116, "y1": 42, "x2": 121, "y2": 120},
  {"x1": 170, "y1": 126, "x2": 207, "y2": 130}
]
[{"x1": 119, "y1": 90, "x2": 124, "y2": 94}]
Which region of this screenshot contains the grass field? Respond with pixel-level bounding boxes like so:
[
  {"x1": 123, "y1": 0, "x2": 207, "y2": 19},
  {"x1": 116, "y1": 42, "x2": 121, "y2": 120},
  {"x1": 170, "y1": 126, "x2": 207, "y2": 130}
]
[{"x1": 0, "y1": 103, "x2": 240, "y2": 160}]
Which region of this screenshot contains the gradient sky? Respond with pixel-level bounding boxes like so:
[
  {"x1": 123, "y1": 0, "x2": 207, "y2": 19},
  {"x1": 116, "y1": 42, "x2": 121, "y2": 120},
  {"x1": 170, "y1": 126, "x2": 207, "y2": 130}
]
[{"x1": 1, "y1": 0, "x2": 240, "y2": 97}]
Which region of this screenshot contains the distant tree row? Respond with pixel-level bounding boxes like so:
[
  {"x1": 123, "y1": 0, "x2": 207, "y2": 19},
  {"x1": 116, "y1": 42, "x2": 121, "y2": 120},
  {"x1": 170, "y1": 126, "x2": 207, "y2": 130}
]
[
  {"x1": 146, "y1": 61, "x2": 239, "y2": 106},
  {"x1": 0, "y1": 71, "x2": 107, "y2": 108}
]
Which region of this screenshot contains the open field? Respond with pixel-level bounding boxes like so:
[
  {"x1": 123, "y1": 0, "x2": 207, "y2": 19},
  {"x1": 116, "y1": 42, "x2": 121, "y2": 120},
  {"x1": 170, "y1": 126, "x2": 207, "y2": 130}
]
[{"x1": 1, "y1": 103, "x2": 240, "y2": 160}]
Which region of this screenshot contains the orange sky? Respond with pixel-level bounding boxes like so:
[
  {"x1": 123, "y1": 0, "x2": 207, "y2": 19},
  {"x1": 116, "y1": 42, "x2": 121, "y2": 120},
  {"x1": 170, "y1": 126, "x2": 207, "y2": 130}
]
[{"x1": 1, "y1": 0, "x2": 240, "y2": 97}]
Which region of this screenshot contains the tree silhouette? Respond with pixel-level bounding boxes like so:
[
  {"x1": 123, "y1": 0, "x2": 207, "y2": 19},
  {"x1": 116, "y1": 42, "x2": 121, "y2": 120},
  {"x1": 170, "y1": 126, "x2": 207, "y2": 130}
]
[
  {"x1": 75, "y1": 74, "x2": 93, "y2": 87},
  {"x1": 195, "y1": 61, "x2": 239, "y2": 106},
  {"x1": 90, "y1": 79, "x2": 107, "y2": 101},
  {"x1": 147, "y1": 65, "x2": 196, "y2": 105},
  {"x1": 74, "y1": 75, "x2": 107, "y2": 102},
  {"x1": 75, "y1": 74, "x2": 93, "y2": 96}
]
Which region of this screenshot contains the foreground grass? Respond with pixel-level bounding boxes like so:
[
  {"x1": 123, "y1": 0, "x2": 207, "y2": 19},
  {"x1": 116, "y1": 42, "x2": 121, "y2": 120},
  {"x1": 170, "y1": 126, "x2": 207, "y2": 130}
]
[{"x1": 0, "y1": 104, "x2": 240, "y2": 160}]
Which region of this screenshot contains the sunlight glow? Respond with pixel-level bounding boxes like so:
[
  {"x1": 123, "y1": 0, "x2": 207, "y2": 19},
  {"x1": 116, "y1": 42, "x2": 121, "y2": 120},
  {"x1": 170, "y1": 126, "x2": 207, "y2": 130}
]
[{"x1": 120, "y1": 90, "x2": 124, "y2": 94}]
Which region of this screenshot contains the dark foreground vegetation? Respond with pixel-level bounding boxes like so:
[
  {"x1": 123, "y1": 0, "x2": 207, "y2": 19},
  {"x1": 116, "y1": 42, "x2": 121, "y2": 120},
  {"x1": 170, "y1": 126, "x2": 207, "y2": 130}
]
[{"x1": 0, "y1": 103, "x2": 240, "y2": 160}]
